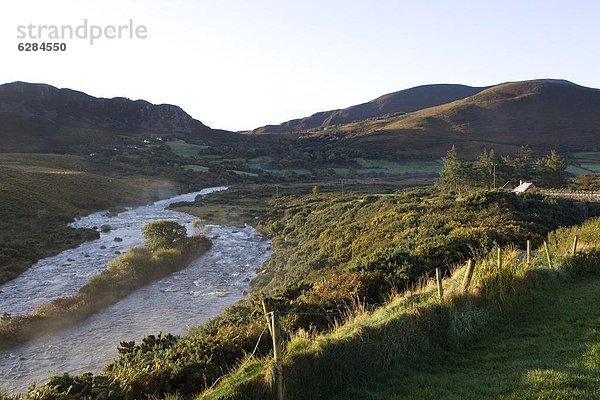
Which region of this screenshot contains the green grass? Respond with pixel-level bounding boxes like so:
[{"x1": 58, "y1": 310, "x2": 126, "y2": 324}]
[
  {"x1": 183, "y1": 164, "x2": 210, "y2": 173},
  {"x1": 246, "y1": 156, "x2": 442, "y2": 178},
  {"x1": 247, "y1": 156, "x2": 275, "y2": 170},
  {"x1": 227, "y1": 169, "x2": 259, "y2": 177},
  {"x1": 166, "y1": 140, "x2": 209, "y2": 158},
  {"x1": 198, "y1": 215, "x2": 600, "y2": 400},
  {"x1": 246, "y1": 157, "x2": 313, "y2": 176},
  {"x1": 353, "y1": 158, "x2": 442, "y2": 176},
  {"x1": 336, "y1": 275, "x2": 600, "y2": 400}
]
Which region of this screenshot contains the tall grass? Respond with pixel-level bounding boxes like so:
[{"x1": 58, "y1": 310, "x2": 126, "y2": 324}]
[{"x1": 549, "y1": 216, "x2": 600, "y2": 254}]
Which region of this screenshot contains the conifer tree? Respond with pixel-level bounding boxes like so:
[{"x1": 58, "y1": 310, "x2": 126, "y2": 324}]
[
  {"x1": 535, "y1": 150, "x2": 568, "y2": 187},
  {"x1": 512, "y1": 145, "x2": 534, "y2": 181},
  {"x1": 439, "y1": 146, "x2": 468, "y2": 194}
]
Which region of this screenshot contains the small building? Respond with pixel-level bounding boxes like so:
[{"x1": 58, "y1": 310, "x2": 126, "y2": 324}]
[{"x1": 513, "y1": 180, "x2": 536, "y2": 194}]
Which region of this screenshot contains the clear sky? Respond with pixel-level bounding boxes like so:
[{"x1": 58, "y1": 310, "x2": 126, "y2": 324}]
[{"x1": 1, "y1": 0, "x2": 599, "y2": 131}]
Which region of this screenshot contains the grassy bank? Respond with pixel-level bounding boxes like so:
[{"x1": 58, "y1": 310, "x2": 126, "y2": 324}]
[
  {"x1": 200, "y1": 217, "x2": 600, "y2": 400},
  {"x1": 336, "y1": 273, "x2": 600, "y2": 399},
  {"x1": 0, "y1": 226, "x2": 211, "y2": 350}
]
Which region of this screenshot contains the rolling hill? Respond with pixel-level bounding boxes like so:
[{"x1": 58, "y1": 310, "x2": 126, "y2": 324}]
[
  {"x1": 252, "y1": 84, "x2": 487, "y2": 134},
  {"x1": 309, "y1": 79, "x2": 600, "y2": 159}
]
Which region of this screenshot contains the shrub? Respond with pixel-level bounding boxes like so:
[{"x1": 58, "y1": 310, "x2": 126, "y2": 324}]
[{"x1": 142, "y1": 220, "x2": 187, "y2": 250}]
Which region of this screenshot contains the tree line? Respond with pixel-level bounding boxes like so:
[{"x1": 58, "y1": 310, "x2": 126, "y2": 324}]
[{"x1": 439, "y1": 145, "x2": 568, "y2": 193}]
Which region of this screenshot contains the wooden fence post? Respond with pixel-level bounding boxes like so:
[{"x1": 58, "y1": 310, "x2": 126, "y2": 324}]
[
  {"x1": 271, "y1": 310, "x2": 285, "y2": 400},
  {"x1": 526, "y1": 240, "x2": 531, "y2": 264},
  {"x1": 497, "y1": 247, "x2": 502, "y2": 270},
  {"x1": 543, "y1": 241, "x2": 553, "y2": 269},
  {"x1": 461, "y1": 259, "x2": 476, "y2": 293},
  {"x1": 435, "y1": 267, "x2": 444, "y2": 302},
  {"x1": 262, "y1": 298, "x2": 274, "y2": 337},
  {"x1": 572, "y1": 235, "x2": 579, "y2": 255}
]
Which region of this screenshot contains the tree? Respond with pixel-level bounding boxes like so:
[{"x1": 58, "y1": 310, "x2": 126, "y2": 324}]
[
  {"x1": 535, "y1": 150, "x2": 568, "y2": 187},
  {"x1": 439, "y1": 146, "x2": 468, "y2": 194},
  {"x1": 473, "y1": 149, "x2": 499, "y2": 188},
  {"x1": 511, "y1": 145, "x2": 534, "y2": 181},
  {"x1": 142, "y1": 220, "x2": 187, "y2": 250}
]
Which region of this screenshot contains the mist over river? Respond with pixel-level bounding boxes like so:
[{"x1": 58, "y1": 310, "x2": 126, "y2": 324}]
[{"x1": 0, "y1": 187, "x2": 271, "y2": 393}]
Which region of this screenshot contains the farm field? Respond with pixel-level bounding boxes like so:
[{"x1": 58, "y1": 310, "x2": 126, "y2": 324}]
[
  {"x1": 165, "y1": 139, "x2": 210, "y2": 158},
  {"x1": 568, "y1": 152, "x2": 600, "y2": 175}
]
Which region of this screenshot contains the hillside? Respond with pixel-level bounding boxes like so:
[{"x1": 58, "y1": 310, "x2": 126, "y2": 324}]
[
  {"x1": 0, "y1": 82, "x2": 235, "y2": 153},
  {"x1": 317, "y1": 80, "x2": 600, "y2": 159},
  {"x1": 252, "y1": 84, "x2": 486, "y2": 134}
]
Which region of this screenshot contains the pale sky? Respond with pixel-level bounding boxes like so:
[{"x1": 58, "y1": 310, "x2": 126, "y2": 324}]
[{"x1": 1, "y1": 0, "x2": 599, "y2": 131}]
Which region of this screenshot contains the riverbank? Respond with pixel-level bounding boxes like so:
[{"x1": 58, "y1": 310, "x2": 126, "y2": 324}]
[
  {"x1": 0, "y1": 187, "x2": 227, "y2": 317},
  {"x1": 0, "y1": 234, "x2": 212, "y2": 350},
  {"x1": 201, "y1": 226, "x2": 600, "y2": 399},
  {"x1": 0, "y1": 225, "x2": 270, "y2": 394}
]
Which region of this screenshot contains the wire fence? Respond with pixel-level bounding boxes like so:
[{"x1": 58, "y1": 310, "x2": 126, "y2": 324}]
[{"x1": 200, "y1": 234, "x2": 593, "y2": 399}]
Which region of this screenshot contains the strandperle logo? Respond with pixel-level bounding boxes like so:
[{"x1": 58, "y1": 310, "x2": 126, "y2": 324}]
[{"x1": 16, "y1": 19, "x2": 148, "y2": 45}]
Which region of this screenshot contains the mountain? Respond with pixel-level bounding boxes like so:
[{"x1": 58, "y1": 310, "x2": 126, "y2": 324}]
[
  {"x1": 252, "y1": 84, "x2": 487, "y2": 134},
  {"x1": 0, "y1": 82, "x2": 227, "y2": 152},
  {"x1": 313, "y1": 79, "x2": 600, "y2": 159}
]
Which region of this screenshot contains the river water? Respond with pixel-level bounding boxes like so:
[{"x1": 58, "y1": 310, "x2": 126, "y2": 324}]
[{"x1": 0, "y1": 188, "x2": 271, "y2": 393}]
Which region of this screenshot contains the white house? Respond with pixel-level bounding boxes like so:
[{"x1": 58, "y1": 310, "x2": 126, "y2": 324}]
[{"x1": 513, "y1": 181, "x2": 536, "y2": 193}]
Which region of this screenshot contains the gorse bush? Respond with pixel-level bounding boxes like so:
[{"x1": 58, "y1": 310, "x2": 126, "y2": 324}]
[
  {"x1": 256, "y1": 189, "x2": 582, "y2": 293},
  {"x1": 106, "y1": 246, "x2": 152, "y2": 276}
]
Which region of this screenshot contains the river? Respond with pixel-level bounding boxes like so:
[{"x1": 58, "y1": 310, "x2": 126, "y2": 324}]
[{"x1": 0, "y1": 187, "x2": 271, "y2": 393}]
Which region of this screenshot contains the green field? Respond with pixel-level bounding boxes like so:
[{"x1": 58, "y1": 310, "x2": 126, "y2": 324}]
[
  {"x1": 246, "y1": 155, "x2": 442, "y2": 178},
  {"x1": 226, "y1": 169, "x2": 259, "y2": 177},
  {"x1": 353, "y1": 158, "x2": 442, "y2": 176},
  {"x1": 165, "y1": 139, "x2": 209, "y2": 158},
  {"x1": 568, "y1": 152, "x2": 600, "y2": 175},
  {"x1": 182, "y1": 164, "x2": 210, "y2": 172}
]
